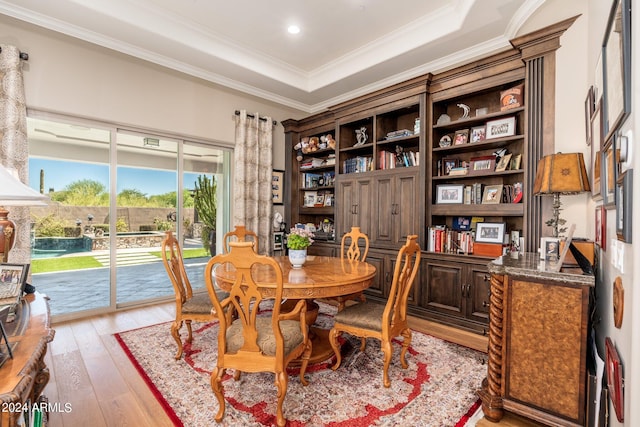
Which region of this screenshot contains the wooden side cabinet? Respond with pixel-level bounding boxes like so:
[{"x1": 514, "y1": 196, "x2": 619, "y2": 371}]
[
  {"x1": 479, "y1": 254, "x2": 594, "y2": 427},
  {"x1": 1, "y1": 293, "x2": 55, "y2": 427}
]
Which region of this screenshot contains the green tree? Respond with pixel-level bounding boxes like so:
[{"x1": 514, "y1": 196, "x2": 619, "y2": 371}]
[
  {"x1": 117, "y1": 188, "x2": 150, "y2": 206},
  {"x1": 51, "y1": 179, "x2": 109, "y2": 206}
]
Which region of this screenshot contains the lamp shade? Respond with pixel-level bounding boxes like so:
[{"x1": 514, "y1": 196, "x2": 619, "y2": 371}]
[
  {"x1": 533, "y1": 153, "x2": 591, "y2": 195},
  {"x1": 0, "y1": 164, "x2": 48, "y2": 205}
]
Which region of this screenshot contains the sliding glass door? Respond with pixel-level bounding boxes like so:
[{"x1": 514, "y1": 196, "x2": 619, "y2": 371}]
[{"x1": 27, "y1": 114, "x2": 231, "y2": 319}]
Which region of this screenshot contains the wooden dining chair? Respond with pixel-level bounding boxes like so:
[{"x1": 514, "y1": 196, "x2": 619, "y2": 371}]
[
  {"x1": 204, "y1": 241, "x2": 312, "y2": 427},
  {"x1": 332, "y1": 226, "x2": 370, "y2": 311},
  {"x1": 161, "y1": 230, "x2": 227, "y2": 360},
  {"x1": 222, "y1": 225, "x2": 259, "y2": 253},
  {"x1": 329, "y1": 234, "x2": 420, "y2": 388}
]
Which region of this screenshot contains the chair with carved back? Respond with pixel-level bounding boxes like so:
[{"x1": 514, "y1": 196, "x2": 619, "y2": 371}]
[
  {"x1": 223, "y1": 225, "x2": 259, "y2": 253},
  {"x1": 331, "y1": 226, "x2": 370, "y2": 311},
  {"x1": 329, "y1": 234, "x2": 420, "y2": 388},
  {"x1": 205, "y1": 241, "x2": 312, "y2": 427},
  {"x1": 161, "y1": 230, "x2": 228, "y2": 360}
]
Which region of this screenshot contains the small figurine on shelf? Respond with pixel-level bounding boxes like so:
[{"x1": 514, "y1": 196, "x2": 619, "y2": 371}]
[
  {"x1": 354, "y1": 127, "x2": 368, "y2": 146},
  {"x1": 326, "y1": 134, "x2": 336, "y2": 150},
  {"x1": 308, "y1": 136, "x2": 319, "y2": 152}
]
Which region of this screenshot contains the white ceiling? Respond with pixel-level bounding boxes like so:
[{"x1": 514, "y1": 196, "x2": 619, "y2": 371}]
[{"x1": 1, "y1": 0, "x2": 545, "y2": 113}]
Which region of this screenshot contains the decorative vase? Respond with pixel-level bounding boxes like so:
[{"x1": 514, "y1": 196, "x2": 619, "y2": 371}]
[{"x1": 288, "y1": 249, "x2": 307, "y2": 268}]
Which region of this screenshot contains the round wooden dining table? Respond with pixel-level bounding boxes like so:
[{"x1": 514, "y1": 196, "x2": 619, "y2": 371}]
[{"x1": 214, "y1": 255, "x2": 377, "y2": 363}]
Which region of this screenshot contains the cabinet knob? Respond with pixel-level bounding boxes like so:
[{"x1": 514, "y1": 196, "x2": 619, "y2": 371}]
[
  {"x1": 483, "y1": 274, "x2": 490, "y2": 281},
  {"x1": 482, "y1": 301, "x2": 489, "y2": 307}
]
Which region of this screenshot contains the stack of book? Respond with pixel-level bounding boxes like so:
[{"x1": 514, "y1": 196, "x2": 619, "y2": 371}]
[{"x1": 343, "y1": 156, "x2": 373, "y2": 173}]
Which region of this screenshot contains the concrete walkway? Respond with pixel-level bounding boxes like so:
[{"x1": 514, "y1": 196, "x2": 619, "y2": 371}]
[{"x1": 31, "y1": 239, "x2": 209, "y2": 318}]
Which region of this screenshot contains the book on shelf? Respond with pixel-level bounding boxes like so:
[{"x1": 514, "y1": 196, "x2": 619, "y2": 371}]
[
  {"x1": 427, "y1": 225, "x2": 475, "y2": 255},
  {"x1": 343, "y1": 156, "x2": 373, "y2": 173}
]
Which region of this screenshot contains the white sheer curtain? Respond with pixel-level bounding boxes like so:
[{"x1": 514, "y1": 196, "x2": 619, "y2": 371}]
[
  {"x1": 233, "y1": 110, "x2": 273, "y2": 254},
  {"x1": 0, "y1": 45, "x2": 30, "y2": 264}
]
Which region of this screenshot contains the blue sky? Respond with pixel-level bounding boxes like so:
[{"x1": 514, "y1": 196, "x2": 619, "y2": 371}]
[{"x1": 29, "y1": 158, "x2": 203, "y2": 196}]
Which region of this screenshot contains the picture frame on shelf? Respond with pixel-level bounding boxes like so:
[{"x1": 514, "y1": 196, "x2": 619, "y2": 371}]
[
  {"x1": 469, "y1": 155, "x2": 496, "y2": 175},
  {"x1": 453, "y1": 129, "x2": 469, "y2": 145},
  {"x1": 475, "y1": 222, "x2": 505, "y2": 244},
  {"x1": 324, "y1": 194, "x2": 333, "y2": 207},
  {"x1": 601, "y1": 135, "x2": 617, "y2": 209},
  {"x1": 596, "y1": 205, "x2": 606, "y2": 250},
  {"x1": 615, "y1": 169, "x2": 632, "y2": 243},
  {"x1": 452, "y1": 216, "x2": 472, "y2": 231},
  {"x1": 303, "y1": 191, "x2": 318, "y2": 207},
  {"x1": 271, "y1": 169, "x2": 285, "y2": 205},
  {"x1": 435, "y1": 184, "x2": 464, "y2": 204},
  {"x1": 495, "y1": 153, "x2": 512, "y2": 172},
  {"x1": 510, "y1": 154, "x2": 522, "y2": 171},
  {"x1": 485, "y1": 116, "x2": 516, "y2": 139},
  {"x1": 541, "y1": 238, "x2": 560, "y2": 262},
  {"x1": 314, "y1": 194, "x2": 325, "y2": 207},
  {"x1": 438, "y1": 134, "x2": 453, "y2": 148},
  {"x1": 442, "y1": 158, "x2": 458, "y2": 176},
  {"x1": 470, "y1": 125, "x2": 486, "y2": 143},
  {"x1": 482, "y1": 184, "x2": 503, "y2": 204},
  {"x1": 602, "y1": 0, "x2": 631, "y2": 141}
]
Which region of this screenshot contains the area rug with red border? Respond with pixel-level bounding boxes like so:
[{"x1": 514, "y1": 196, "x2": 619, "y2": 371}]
[{"x1": 115, "y1": 302, "x2": 485, "y2": 426}]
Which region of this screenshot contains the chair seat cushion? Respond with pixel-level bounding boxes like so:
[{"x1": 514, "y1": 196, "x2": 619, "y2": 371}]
[
  {"x1": 182, "y1": 291, "x2": 228, "y2": 315},
  {"x1": 226, "y1": 317, "x2": 305, "y2": 356},
  {"x1": 334, "y1": 302, "x2": 384, "y2": 332}
]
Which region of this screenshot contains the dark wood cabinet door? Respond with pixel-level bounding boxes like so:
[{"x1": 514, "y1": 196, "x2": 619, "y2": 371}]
[
  {"x1": 336, "y1": 176, "x2": 373, "y2": 239},
  {"x1": 371, "y1": 175, "x2": 394, "y2": 245},
  {"x1": 421, "y1": 258, "x2": 465, "y2": 318},
  {"x1": 354, "y1": 177, "x2": 373, "y2": 237},
  {"x1": 466, "y1": 265, "x2": 491, "y2": 324},
  {"x1": 393, "y1": 172, "x2": 419, "y2": 246}
]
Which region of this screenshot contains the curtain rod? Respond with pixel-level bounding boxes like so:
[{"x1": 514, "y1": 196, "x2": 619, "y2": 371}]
[
  {"x1": 235, "y1": 110, "x2": 277, "y2": 126},
  {"x1": 0, "y1": 47, "x2": 29, "y2": 61}
]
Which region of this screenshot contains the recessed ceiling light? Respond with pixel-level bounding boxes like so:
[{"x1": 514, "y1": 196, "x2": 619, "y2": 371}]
[{"x1": 287, "y1": 25, "x2": 300, "y2": 34}]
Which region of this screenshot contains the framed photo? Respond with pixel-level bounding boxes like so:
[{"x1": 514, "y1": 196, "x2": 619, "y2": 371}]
[
  {"x1": 469, "y1": 155, "x2": 496, "y2": 176},
  {"x1": 606, "y1": 337, "x2": 624, "y2": 422},
  {"x1": 435, "y1": 184, "x2": 464, "y2": 204},
  {"x1": 273, "y1": 231, "x2": 284, "y2": 251},
  {"x1": 615, "y1": 169, "x2": 632, "y2": 243},
  {"x1": 601, "y1": 135, "x2": 617, "y2": 209},
  {"x1": 442, "y1": 158, "x2": 459, "y2": 176},
  {"x1": 452, "y1": 216, "x2": 472, "y2": 231},
  {"x1": 438, "y1": 134, "x2": 453, "y2": 148},
  {"x1": 482, "y1": 184, "x2": 503, "y2": 204},
  {"x1": 595, "y1": 205, "x2": 606, "y2": 250},
  {"x1": 475, "y1": 222, "x2": 505, "y2": 244},
  {"x1": 0, "y1": 263, "x2": 30, "y2": 288},
  {"x1": 602, "y1": 0, "x2": 631, "y2": 141},
  {"x1": 470, "y1": 126, "x2": 486, "y2": 143},
  {"x1": 323, "y1": 194, "x2": 333, "y2": 207},
  {"x1": 584, "y1": 85, "x2": 594, "y2": 145},
  {"x1": 510, "y1": 154, "x2": 522, "y2": 171},
  {"x1": 314, "y1": 194, "x2": 325, "y2": 207},
  {"x1": 495, "y1": 153, "x2": 512, "y2": 172},
  {"x1": 271, "y1": 169, "x2": 284, "y2": 205},
  {"x1": 591, "y1": 99, "x2": 603, "y2": 200},
  {"x1": 485, "y1": 117, "x2": 516, "y2": 139},
  {"x1": 453, "y1": 129, "x2": 469, "y2": 145},
  {"x1": 303, "y1": 191, "x2": 318, "y2": 207}
]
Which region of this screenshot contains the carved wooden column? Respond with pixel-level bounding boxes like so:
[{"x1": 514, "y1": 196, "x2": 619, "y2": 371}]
[
  {"x1": 478, "y1": 16, "x2": 579, "y2": 422},
  {"x1": 511, "y1": 15, "x2": 579, "y2": 252}
]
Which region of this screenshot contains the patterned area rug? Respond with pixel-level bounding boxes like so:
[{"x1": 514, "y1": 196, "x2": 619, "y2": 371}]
[{"x1": 115, "y1": 302, "x2": 486, "y2": 426}]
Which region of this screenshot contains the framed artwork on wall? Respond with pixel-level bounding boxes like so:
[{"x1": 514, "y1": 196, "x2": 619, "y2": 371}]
[
  {"x1": 595, "y1": 205, "x2": 606, "y2": 250},
  {"x1": 271, "y1": 169, "x2": 284, "y2": 205},
  {"x1": 615, "y1": 169, "x2": 632, "y2": 243},
  {"x1": 605, "y1": 337, "x2": 624, "y2": 422},
  {"x1": 601, "y1": 135, "x2": 617, "y2": 209},
  {"x1": 590, "y1": 99, "x2": 603, "y2": 200},
  {"x1": 602, "y1": 0, "x2": 631, "y2": 141}
]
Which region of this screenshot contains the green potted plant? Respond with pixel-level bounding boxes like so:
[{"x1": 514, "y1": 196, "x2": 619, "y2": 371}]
[
  {"x1": 193, "y1": 175, "x2": 217, "y2": 255},
  {"x1": 286, "y1": 227, "x2": 314, "y2": 268}
]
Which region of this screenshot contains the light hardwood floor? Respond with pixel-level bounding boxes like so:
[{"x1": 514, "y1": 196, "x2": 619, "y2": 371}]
[{"x1": 43, "y1": 300, "x2": 540, "y2": 426}]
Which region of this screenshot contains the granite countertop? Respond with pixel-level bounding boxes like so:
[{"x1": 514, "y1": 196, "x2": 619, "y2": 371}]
[{"x1": 488, "y1": 253, "x2": 595, "y2": 287}]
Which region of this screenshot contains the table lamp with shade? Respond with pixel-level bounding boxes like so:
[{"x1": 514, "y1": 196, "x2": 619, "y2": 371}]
[
  {"x1": 0, "y1": 164, "x2": 48, "y2": 262},
  {"x1": 532, "y1": 152, "x2": 590, "y2": 238}
]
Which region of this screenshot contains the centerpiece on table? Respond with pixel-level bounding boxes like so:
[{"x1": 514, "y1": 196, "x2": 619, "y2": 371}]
[{"x1": 287, "y1": 227, "x2": 314, "y2": 268}]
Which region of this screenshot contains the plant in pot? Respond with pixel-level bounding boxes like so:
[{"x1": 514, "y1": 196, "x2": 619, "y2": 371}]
[
  {"x1": 286, "y1": 227, "x2": 314, "y2": 268},
  {"x1": 193, "y1": 174, "x2": 218, "y2": 255}
]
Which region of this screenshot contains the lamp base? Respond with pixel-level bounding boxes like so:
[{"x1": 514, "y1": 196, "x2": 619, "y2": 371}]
[{"x1": 0, "y1": 207, "x2": 16, "y2": 262}]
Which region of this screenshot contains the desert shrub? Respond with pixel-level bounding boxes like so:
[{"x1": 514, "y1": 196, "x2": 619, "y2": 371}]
[{"x1": 33, "y1": 214, "x2": 66, "y2": 237}]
